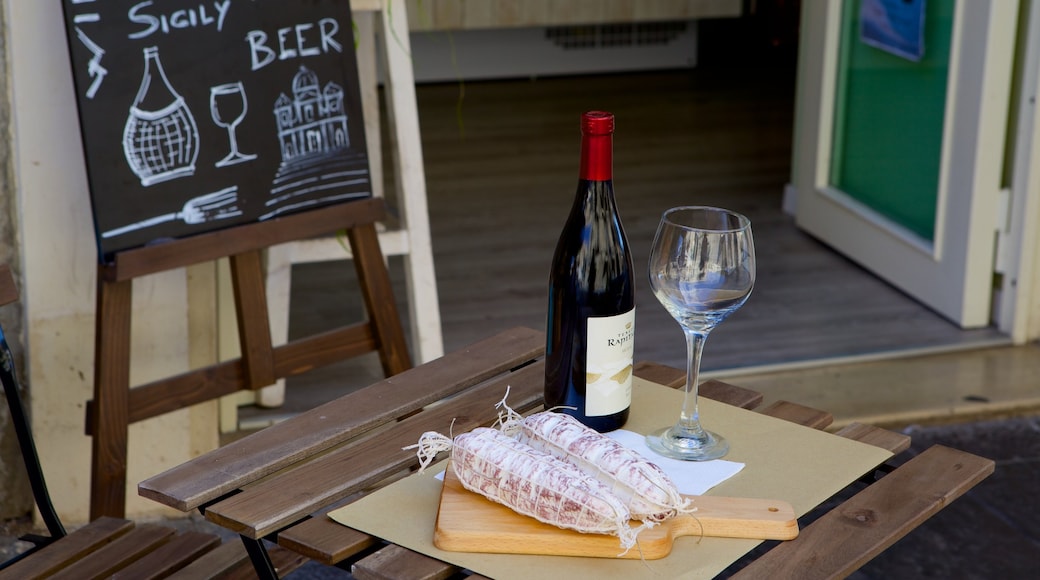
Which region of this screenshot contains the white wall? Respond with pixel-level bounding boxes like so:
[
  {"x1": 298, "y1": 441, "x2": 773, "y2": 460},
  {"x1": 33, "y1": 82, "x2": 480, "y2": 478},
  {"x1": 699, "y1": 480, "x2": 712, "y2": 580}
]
[{"x1": 5, "y1": 1, "x2": 218, "y2": 523}]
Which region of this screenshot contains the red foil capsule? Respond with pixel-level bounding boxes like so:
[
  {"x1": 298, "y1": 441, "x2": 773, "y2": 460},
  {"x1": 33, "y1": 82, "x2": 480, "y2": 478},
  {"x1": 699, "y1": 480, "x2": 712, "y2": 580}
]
[{"x1": 579, "y1": 111, "x2": 613, "y2": 182}]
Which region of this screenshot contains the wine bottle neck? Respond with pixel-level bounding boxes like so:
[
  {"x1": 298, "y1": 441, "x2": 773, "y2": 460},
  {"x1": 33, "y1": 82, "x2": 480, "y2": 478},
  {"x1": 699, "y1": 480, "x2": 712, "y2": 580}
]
[{"x1": 579, "y1": 133, "x2": 612, "y2": 181}]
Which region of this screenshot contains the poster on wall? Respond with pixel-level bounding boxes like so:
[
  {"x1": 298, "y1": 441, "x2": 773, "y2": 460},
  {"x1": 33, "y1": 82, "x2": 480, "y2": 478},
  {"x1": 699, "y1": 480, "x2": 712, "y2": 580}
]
[
  {"x1": 61, "y1": 0, "x2": 371, "y2": 261},
  {"x1": 860, "y1": 0, "x2": 927, "y2": 62}
]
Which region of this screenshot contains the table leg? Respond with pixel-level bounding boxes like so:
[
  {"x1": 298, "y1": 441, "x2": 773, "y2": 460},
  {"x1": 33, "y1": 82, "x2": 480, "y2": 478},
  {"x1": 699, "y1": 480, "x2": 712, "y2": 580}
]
[{"x1": 241, "y1": 535, "x2": 280, "y2": 579}]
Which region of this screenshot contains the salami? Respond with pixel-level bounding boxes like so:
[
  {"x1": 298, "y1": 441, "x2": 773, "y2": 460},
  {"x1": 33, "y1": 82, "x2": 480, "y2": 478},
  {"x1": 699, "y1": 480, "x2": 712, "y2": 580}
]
[
  {"x1": 506, "y1": 411, "x2": 693, "y2": 522},
  {"x1": 408, "y1": 426, "x2": 647, "y2": 551}
]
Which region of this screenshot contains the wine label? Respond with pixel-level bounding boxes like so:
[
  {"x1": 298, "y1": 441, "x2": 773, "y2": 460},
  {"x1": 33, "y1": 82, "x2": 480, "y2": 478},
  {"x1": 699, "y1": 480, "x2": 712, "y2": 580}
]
[{"x1": 585, "y1": 309, "x2": 635, "y2": 416}]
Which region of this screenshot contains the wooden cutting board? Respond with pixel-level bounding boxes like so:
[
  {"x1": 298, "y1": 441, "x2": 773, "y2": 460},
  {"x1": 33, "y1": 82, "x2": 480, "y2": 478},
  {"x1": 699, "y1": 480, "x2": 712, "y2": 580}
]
[{"x1": 434, "y1": 466, "x2": 798, "y2": 560}]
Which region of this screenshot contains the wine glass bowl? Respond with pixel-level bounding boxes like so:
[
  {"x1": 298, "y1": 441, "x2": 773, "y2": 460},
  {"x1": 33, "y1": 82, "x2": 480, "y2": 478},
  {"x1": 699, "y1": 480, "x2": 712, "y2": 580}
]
[
  {"x1": 646, "y1": 206, "x2": 755, "y2": 460},
  {"x1": 210, "y1": 82, "x2": 257, "y2": 168}
]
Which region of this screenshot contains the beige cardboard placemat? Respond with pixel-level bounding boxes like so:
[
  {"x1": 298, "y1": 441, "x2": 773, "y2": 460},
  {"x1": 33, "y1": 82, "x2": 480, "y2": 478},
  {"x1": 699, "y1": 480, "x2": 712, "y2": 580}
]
[{"x1": 330, "y1": 378, "x2": 893, "y2": 579}]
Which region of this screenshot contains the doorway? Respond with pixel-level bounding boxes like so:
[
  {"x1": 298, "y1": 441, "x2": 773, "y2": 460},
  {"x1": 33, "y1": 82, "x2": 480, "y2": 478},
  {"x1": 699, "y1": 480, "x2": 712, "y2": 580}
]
[{"x1": 238, "y1": 6, "x2": 1010, "y2": 424}]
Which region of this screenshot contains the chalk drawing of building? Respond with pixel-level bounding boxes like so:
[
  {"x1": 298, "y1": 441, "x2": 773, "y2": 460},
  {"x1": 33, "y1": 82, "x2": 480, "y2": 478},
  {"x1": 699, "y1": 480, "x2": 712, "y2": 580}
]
[
  {"x1": 273, "y1": 66, "x2": 349, "y2": 162},
  {"x1": 263, "y1": 65, "x2": 370, "y2": 221}
]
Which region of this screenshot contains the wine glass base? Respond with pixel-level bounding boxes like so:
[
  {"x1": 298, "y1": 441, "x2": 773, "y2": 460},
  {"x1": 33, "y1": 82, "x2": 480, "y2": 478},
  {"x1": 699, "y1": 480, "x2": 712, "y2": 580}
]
[
  {"x1": 645, "y1": 426, "x2": 729, "y2": 461},
  {"x1": 216, "y1": 151, "x2": 257, "y2": 168}
]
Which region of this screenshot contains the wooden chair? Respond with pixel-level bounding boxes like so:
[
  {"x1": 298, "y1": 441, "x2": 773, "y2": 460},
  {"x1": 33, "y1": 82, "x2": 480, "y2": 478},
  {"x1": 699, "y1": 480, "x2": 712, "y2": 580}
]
[{"x1": 0, "y1": 264, "x2": 306, "y2": 579}]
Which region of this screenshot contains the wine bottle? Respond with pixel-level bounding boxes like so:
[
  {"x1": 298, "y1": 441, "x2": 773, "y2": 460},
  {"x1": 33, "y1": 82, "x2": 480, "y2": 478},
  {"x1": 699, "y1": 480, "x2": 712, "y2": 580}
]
[
  {"x1": 123, "y1": 46, "x2": 199, "y2": 187},
  {"x1": 544, "y1": 111, "x2": 635, "y2": 432}
]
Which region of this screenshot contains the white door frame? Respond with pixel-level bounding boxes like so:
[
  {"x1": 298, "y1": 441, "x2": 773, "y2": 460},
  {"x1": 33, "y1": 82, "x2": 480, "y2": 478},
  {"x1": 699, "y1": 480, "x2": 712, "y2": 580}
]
[
  {"x1": 790, "y1": 0, "x2": 1019, "y2": 329},
  {"x1": 999, "y1": 0, "x2": 1040, "y2": 343}
]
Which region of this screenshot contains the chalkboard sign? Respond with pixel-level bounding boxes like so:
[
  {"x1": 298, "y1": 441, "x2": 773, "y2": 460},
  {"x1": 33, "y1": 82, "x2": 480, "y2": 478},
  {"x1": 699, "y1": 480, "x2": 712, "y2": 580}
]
[{"x1": 61, "y1": 0, "x2": 371, "y2": 261}]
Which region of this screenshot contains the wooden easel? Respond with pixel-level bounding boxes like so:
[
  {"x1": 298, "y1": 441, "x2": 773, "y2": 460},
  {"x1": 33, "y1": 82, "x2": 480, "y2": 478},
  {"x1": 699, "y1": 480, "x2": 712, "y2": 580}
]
[
  {"x1": 258, "y1": 0, "x2": 444, "y2": 415},
  {"x1": 85, "y1": 198, "x2": 411, "y2": 519}
]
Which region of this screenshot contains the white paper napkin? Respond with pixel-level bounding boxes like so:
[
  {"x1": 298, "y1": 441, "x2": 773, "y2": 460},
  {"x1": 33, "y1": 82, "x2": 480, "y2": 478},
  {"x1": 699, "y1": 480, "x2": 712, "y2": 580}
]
[{"x1": 606, "y1": 429, "x2": 744, "y2": 495}]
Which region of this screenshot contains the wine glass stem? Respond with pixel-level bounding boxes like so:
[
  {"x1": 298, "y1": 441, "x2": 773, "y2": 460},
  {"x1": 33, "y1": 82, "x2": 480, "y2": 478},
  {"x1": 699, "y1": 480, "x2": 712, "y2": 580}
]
[
  {"x1": 226, "y1": 126, "x2": 240, "y2": 156},
  {"x1": 679, "y1": 328, "x2": 708, "y2": 434}
]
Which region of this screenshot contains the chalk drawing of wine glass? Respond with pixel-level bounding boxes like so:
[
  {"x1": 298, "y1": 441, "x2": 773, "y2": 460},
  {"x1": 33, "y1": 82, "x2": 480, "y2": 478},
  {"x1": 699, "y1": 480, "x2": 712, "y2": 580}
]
[{"x1": 210, "y1": 82, "x2": 257, "y2": 168}]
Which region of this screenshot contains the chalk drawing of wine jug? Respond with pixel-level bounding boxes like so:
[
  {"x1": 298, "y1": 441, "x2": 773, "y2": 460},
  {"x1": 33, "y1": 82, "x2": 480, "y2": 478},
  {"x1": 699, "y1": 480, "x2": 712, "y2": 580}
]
[{"x1": 123, "y1": 46, "x2": 200, "y2": 187}]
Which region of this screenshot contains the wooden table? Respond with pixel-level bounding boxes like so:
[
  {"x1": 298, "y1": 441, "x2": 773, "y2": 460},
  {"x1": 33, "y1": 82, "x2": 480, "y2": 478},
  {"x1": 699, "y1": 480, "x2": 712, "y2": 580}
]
[{"x1": 139, "y1": 327, "x2": 995, "y2": 579}]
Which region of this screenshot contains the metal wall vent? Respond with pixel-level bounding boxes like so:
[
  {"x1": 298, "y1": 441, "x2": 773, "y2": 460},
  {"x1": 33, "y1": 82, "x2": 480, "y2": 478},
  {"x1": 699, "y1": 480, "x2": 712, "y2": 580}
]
[{"x1": 545, "y1": 21, "x2": 688, "y2": 50}]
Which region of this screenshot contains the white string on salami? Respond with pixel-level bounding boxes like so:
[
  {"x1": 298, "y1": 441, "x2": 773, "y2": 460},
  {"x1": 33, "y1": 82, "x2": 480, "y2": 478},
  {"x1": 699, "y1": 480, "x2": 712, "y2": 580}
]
[{"x1": 496, "y1": 396, "x2": 695, "y2": 523}]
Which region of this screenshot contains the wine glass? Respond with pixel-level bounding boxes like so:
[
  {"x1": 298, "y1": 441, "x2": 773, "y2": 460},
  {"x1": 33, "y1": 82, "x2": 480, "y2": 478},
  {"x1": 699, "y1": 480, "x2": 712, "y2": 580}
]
[
  {"x1": 210, "y1": 82, "x2": 257, "y2": 167},
  {"x1": 645, "y1": 206, "x2": 755, "y2": 461}
]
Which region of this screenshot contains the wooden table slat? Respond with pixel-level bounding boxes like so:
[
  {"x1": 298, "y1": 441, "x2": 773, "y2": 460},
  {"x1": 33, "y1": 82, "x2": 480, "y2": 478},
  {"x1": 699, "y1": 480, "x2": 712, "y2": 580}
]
[
  {"x1": 276, "y1": 473, "x2": 422, "y2": 564},
  {"x1": 279, "y1": 515, "x2": 379, "y2": 566},
  {"x1": 166, "y1": 540, "x2": 249, "y2": 579},
  {"x1": 759, "y1": 400, "x2": 834, "y2": 430},
  {"x1": 139, "y1": 326, "x2": 545, "y2": 512},
  {"x1": 221, "y1": 546, "x2": 311, "y2": 580},
  {"x1": 50, "y1": 524, "x2": 174, "y2": 580},
  {"x1": 352, "y1": 544, "x2": 459, "y2": 580},
  {"x1": 205, "y1": 362, "x2": 546, "y2": 538},
  {"x1": 700, "y1": 379, "x2": 766, "y2": 410},
  {"x1": 834, "y1": 422, "x2": 912, "y2": 454},
  {"x1": 109, "y1": 531, "x2": 221, "y2": 580},
  {"x1": 0, "y1": 517, "x2": 134, "y2": 580},
  {"x1": 731, "y1": 444, "x2": 995, "y2": 580}
]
